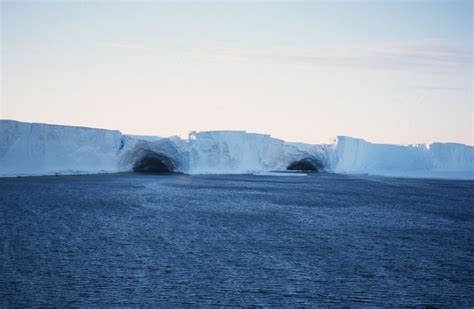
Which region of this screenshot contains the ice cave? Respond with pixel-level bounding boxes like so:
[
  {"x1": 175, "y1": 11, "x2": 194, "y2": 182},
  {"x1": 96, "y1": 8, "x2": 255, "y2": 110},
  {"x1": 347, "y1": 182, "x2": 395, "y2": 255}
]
[
  {"x1": 1, "y1": 120, "x2": 473, "y2": 179},
  {"x1": 287, "y1": 158, "x2": 324, "y2": 172},
  {"x1": 132, "y1": 151, "x2": 174, "y2": 173}
]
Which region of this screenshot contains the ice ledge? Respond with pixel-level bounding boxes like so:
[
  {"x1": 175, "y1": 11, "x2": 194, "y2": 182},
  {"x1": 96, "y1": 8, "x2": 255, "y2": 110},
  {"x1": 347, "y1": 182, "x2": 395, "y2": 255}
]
[{"x1": 1, "y1": 120, "x2": 473, "y2": 179}]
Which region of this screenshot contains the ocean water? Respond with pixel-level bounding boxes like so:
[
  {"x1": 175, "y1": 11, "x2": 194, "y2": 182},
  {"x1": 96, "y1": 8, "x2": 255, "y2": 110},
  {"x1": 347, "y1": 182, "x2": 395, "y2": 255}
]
[{"x1": 0, "y1": 172, "x2": 473, "y2": 306}]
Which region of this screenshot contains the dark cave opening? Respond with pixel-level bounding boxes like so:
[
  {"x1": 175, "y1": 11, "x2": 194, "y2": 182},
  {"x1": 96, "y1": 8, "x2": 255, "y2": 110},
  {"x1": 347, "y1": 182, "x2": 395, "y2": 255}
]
[
  {"x1": 133, "y1": 152, "x2": 173, "y2": 173},
  {"x1": 287, "y1": 158, "x2": 323, "y2": 172}
]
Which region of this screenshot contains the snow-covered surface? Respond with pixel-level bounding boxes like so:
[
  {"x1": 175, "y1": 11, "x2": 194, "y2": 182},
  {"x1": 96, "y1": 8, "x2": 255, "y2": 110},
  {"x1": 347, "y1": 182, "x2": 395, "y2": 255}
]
[{"x1": 1, "y1": 120, "x2": 473, "y2": 179}]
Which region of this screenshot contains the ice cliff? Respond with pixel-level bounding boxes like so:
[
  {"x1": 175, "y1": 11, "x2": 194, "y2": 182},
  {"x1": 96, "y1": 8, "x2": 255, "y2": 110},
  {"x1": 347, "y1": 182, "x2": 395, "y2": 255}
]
[
  {"x1": 186, "y1": 131, "x2": 328, "y2": 174},
  {"x1": 0, "y1": 120, "x2": 124, "y2": 176},
  {"x1": 0, "y1": 120, "x2": 472, "y2": 179},
  {"x1": 331, "y1": 136, "x2": 474, "y2": 179}
]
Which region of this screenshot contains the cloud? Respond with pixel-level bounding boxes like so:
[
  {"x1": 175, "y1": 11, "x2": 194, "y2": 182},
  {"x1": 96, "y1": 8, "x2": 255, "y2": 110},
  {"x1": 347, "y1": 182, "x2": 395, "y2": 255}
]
[{"x1": 188, "y1": 39, "x2": 472, "y2": 71}]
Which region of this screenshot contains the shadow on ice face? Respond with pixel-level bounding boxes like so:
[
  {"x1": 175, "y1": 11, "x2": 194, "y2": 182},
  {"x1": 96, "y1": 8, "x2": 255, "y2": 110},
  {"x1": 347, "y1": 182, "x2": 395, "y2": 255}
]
[
  {"x1": 287, "y1": 158, "x2": 324, "y2": 172},
  {"x1": 133, "y1": 151, "x2": 174, "y2": 173}
]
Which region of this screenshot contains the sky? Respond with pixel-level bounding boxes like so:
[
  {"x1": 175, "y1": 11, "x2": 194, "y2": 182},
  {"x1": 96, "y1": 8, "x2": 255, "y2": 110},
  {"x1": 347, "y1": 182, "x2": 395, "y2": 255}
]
[{"x1": 1, "y1": 1, "x2": 472, "y2": 145}]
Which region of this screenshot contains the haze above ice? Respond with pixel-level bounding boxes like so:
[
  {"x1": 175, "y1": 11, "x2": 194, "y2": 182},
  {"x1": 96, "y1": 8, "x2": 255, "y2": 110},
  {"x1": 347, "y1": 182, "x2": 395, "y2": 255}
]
[{"x1": 1, "y1": 1, "x2": 472, "y2": 145}]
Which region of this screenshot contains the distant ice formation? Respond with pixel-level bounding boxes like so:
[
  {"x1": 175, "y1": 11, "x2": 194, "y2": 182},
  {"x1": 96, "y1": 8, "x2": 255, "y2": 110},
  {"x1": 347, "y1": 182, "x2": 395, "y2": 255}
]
[
  {"x1": 330, "y1": 136, "x2": 474, "y2": 179},
  {"x1": 0, "y1": 120, "x2": 472, "y2": 179}
]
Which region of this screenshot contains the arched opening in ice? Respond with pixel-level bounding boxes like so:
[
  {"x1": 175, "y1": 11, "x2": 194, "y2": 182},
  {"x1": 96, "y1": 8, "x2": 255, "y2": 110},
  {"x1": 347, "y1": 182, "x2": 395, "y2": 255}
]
[
  {"x1": 133, "y1": 151, "x2": 174, "y2": 173},
  {"x1": 287, "y1": 158, "x2": 323, "y2": 172}
]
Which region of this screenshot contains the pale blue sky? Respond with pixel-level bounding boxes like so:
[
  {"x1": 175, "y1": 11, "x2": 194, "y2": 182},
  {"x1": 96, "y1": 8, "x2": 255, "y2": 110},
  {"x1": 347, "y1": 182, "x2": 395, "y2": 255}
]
[{"x1": 1, "y1": 1, "x2": 472, "y2": 144}]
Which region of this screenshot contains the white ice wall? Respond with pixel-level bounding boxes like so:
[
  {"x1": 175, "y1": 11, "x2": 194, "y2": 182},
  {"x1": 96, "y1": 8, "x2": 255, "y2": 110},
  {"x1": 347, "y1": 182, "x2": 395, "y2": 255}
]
[
  {"x1": 429, "y1": 143, "x2": 474, "y2": 172},
  {"x1": 331, "y1": 136, "x2": 431, "y2": 173},
  {"x1": 330, "y1": 136, "x2": 474, "y2": 179},
  {"x1": 188, "y1": 131, "x2": 283, "y2": 174},
  {"x1": 186, "y1": 131, "x2": 326, "y2": 174},
  {"x1": 1, "y1": 120, "x2": 472, "y2": 179},
  {"x1": 0, "y1": 120, "x2": 124, "y2": 177}
]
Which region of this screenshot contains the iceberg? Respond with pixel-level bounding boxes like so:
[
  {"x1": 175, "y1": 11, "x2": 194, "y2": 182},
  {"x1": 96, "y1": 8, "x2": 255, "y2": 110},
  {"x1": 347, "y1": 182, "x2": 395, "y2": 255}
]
[
  {"x1": 330, "y1": 136, "x2": 474, "y2": 179},
  {"x1": 0, "y1": 120, "x2": 124, "y2": 177},
  {"x1": 186, "y1": 131, "x2": 327, "y2": 174},
  {"x1": 0, "y1": 120, "x2": 472, "y2": 179}
]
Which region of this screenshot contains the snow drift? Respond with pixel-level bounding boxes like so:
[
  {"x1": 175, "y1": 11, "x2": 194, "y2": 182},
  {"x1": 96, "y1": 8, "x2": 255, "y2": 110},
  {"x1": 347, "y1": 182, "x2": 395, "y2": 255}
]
[{"x1": 0, "y1": 120, "x2": 472, "y2": 179}]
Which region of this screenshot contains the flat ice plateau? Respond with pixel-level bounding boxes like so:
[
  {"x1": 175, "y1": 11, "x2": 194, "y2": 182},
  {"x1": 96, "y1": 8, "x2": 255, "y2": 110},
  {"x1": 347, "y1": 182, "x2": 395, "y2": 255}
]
[{"x1": 0, "y1": 120, "x2": 472, "y2": 179}]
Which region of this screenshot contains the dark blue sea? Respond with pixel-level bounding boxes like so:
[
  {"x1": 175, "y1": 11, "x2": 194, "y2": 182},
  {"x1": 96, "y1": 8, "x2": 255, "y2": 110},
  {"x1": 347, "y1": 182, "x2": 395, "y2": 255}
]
[{"x1": 1, "y1": 172, "x2": 473, "y2": 307}]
